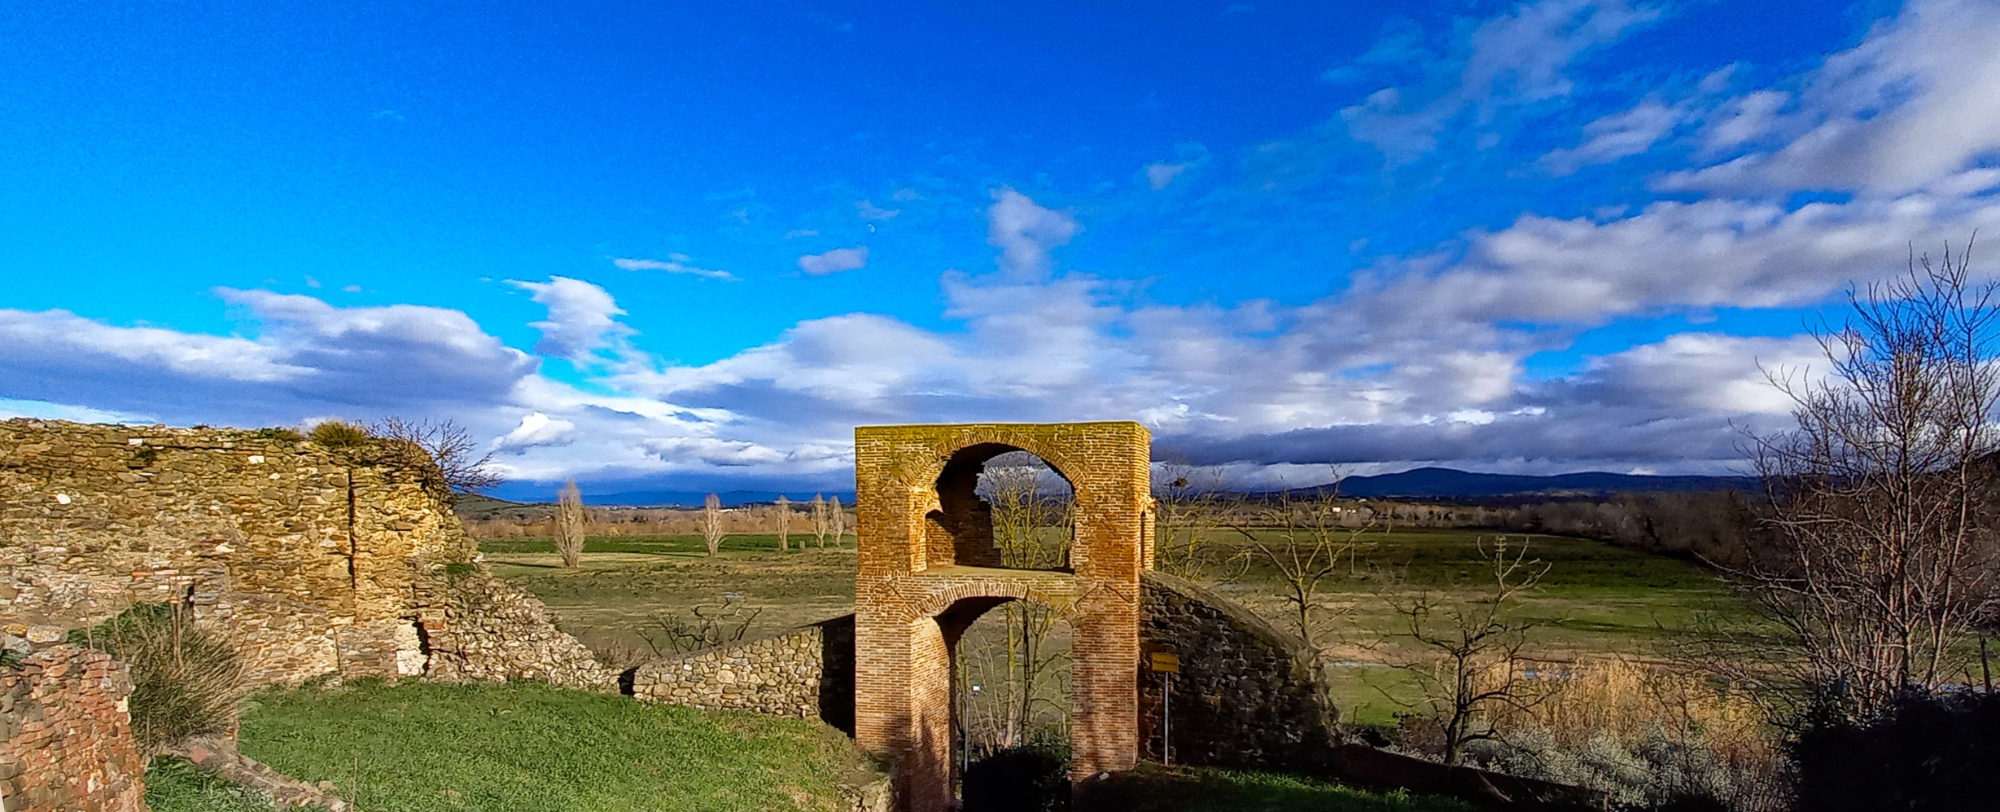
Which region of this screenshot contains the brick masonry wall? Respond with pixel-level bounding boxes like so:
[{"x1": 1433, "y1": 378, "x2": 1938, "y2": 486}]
[
  {"x1": 0, "y1": 646, "x2": 146, "y2": 812},
  {"x1": 0, "y1": 419, "x2": 606, "y2": 690},
  {"x1": 1136, "y1": 571, "x2": 1340, "y2": 771},
  {"x1": 628, "y1": 615, "x2": 855, "y2": 731}
]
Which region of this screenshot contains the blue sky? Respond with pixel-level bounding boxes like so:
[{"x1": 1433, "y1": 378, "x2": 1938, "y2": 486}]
[{"x1": 5, "y1": 0, "x2": 1999, "y2": 495}]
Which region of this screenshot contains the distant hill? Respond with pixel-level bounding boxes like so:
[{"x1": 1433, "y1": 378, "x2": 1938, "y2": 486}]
[{"x1": 1322, "y1": 467, "x2": 1756, "y2": 500}]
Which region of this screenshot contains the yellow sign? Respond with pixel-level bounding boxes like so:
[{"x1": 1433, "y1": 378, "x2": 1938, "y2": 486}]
[{"x1": 1149, "y1": 652, "x2": 1180, "y2": 674}]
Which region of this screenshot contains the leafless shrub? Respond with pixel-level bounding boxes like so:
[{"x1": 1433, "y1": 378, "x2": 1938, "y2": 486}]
[
  {"x1": 372, "y1": 417, "x2": 502, "y2": 494},
  {"x1": 555, "y1": 479, "x2": 586, "y2": 569},
  {"x1": 639, "y1": 598, "x2": 763, "y2": 655}
]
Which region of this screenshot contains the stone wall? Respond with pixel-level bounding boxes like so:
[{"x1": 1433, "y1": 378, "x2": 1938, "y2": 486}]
[
  {"x1": 418, "y1": 568, "x2": 613, "y2": 691},
  {"x1": 628, "y1": 615, "x2": 855, "y2": 732},
  {"x1": 1136, "y1": 571, "x2": 1340, "y2": 771},
  {"x1": 0, "y1": 419, "x2": 606, "y2": 690},
  {"x1": 0, "y1": 645, "x2": 146, "y2": 812}
]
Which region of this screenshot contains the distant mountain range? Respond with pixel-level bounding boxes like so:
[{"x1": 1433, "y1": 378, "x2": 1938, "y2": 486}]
[
  {"x1": 477, "y1": 466, "x2": 1752, "y2": 508},
  {"x1": 1320, "y1": 467, "x2": 1756, "y2": 500}
]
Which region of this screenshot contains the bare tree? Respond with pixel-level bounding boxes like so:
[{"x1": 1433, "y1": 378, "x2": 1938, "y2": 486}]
[
  {"x1": 972, "y1": 452, "x2": 1077, "y2": 747},
  {"x1": 980, "y1": 452, "x2": 1071, "y2": 570},
  {"x1": 1745, "y1": 238, "x2": 2000, "y2": 719},
  {"x1": 1231, "y1": 483, "x2": 1370, "y2": 653},
  {"x1": 1152, "y1": 455, "x2": 1228, "y2": 578},
  {"x1": 826, "y1": 494, "x2": 847, "y2": 548},
  {"x1": 372, "y1": 417, "x2": 502, "y2": 494},
  {"x1": 774, "y1": 494, "x2": 791, "y2": 552},
  {"x1": 700, "y1": 492, "x2": 726, "y2": 557},
  {"x1": 810, "y1": 494, "x2": 830, "y2": 549},
  {"x1": 555, "y1": 479, "x2": 586, "y2": 569},
  {"x1": 1389, "y1": 536, "x2": 1550, "y2": 766}
]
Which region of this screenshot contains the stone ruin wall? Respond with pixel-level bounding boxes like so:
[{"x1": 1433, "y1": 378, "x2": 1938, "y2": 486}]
[
  {"x1": 0, "y1": 645, "x2": 146, "y2": 812},
  {"x1": 0, "y1": 419, "x2": 607, "y2": 690},
  {"x1": 629, "y1": 615, "x2": 856, "y2": 731}
]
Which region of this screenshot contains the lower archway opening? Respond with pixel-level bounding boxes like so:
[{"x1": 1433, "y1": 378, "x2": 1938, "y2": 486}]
[{"x1": 953, "y1": 599, "x2": 1074, "y2": 811}]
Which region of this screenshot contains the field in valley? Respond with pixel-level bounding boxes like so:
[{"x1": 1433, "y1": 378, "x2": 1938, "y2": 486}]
[{"x1": 481, "y1": 525, "x2": 1766, "y2": 726}]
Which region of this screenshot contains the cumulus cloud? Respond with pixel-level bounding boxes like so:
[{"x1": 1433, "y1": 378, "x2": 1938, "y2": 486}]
[
  {"x1": 798, "y1": 246, "x2": 870, "y2": 275},
  {"x1": 612, "y1": 255, "x2": 737, "y2": 281},
  {"x1": 986, "y1": 188, "x2": 1080, "y2": 281},
  {"x1": 508, "y1": 277, "x2": 634, "y2": 365}
]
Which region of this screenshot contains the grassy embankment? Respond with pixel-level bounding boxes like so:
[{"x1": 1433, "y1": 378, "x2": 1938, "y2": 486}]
[{"x1": 481, "y1": 526, "x2": 1766, "y2": 725}]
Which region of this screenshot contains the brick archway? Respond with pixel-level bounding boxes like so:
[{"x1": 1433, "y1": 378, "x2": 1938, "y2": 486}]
[{"x1": 853, "y1": 422, "x2": 1153, "y2": 812}]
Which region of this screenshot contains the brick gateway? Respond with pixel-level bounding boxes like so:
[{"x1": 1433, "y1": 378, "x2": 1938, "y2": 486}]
[{"x1": 852, "y1": 422, "x2": 1153, "y2": 812}]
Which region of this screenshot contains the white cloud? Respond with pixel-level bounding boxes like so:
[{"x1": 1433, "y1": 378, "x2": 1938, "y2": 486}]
[
  {"x1": 0, "y1": 397, "x2": 152, "y2": 424},
  {"x1": 1663, "y1": 0, "x2": 2000, "y2": 195},
  {"x1": 798, "y1": 246, "x2": 870, "y2": 275},
  {"x1": 642, "y1": 436, "x2": 791, "y2": 467},
  {"x1": 612, "y1": 256, "x2": 737, "y2": 281},
  {"x1": 1146, "y1": 162, "x2": 1190, "y2": 190},
  {"x1": 986, "y1": 188, "x2": 1080, "y2": 281},
  {"x1": 1540, "y1": 97, "x2": 1683, "y2": 174},
  {"x1": 1338, "y1": 0, "x2": 1662, "y2": 160},
  {"x1": 856, "y1": 200, "x2": 901, "y2": 220},
  {"x1": 494, "y1": 411, "x2": 577, "y2": 451},
  {"x1": 508, "y1": 277, "x2": 634, "y2": 365}
]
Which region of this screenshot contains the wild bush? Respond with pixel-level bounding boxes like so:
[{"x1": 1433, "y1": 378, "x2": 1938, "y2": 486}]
[{"x1": 75, "y1": 603, "x2": 250, "y2": 752}]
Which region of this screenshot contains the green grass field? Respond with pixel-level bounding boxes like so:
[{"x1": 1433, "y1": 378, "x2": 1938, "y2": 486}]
[
  {"x1": 149, "y1": 680, "x2": 879, "y2": 812},
  {"x1": 483, "y1": 526, "x2": 1765, "y2": 725}
]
